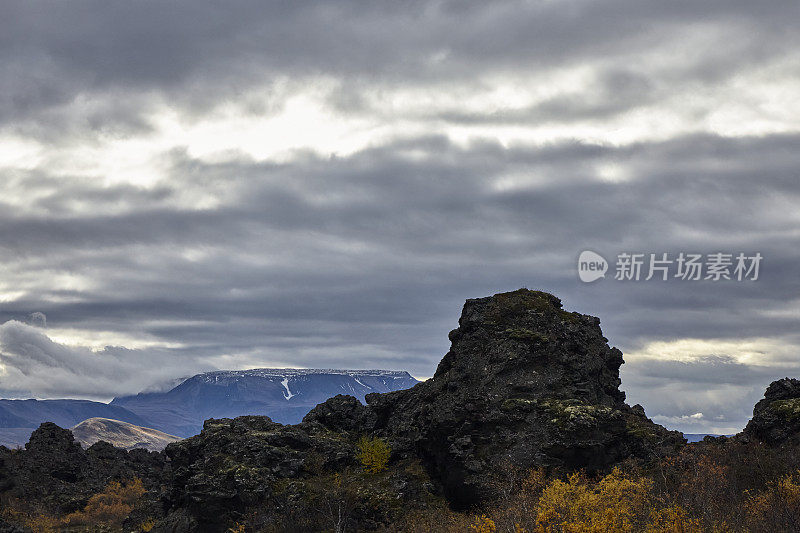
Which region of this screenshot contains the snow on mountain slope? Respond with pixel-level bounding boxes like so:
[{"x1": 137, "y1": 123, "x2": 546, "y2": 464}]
[{"x1": 111, "y1": 368, "x2": 419, "y2": 437}]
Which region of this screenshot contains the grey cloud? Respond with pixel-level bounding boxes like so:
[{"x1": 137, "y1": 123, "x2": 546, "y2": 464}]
[
  {"x1": 0, "y1": 320, "x2": 213, "y2": 399},
  {"x1": 1, "y1": 1, "x2": 799, "y2": 140},
  {"x1": 622, "y1": 356, "x2": 800, "y2": 433},
  {"x1": 0, "y1": 133, "x2": 797, "y2": 388}
]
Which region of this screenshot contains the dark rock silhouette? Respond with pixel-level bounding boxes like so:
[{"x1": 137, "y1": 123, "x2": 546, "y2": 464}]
[
  {"x1": 331, "y1": 289, "x2": 683, "y2": 506},
  {"x1": 0, "y1": 422, "x2": 165, "y2": 515},
  {"x1": 744, "y1": 377, "x2": 800, "y2": 444},
  {"x1": 160, "y1": 289, "x2": 683, "y2": 527}
]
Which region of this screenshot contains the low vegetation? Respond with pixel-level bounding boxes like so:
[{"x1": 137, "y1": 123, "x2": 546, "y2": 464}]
[
  {"x1": 5, "y1": 438, "x2": 800, "y2": 531},
  {"x1": 356, "y1": 436, "x2": 391, "y2": 474},
  {"x1": 1, "y1": 477, "x2": 153, "y2": 532}
]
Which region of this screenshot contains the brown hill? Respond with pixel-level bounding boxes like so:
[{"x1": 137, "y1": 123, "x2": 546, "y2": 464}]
[{"x1": 71, "y1": 417, "x2": 180, "y2": 451}]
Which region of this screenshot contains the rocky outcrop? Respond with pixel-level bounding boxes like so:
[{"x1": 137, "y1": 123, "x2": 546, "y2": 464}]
[
  {"x1": 0, "y1": 422, "x2": 166, "y2": 515},
  {"x1": 159, "y1": 289, "x2": 683, "y2": 527},
  {"x1": 359, "y1": 289, "x2": 682, "y2": 507},
  {"x1": 744, "y1": 378, "x2": 800, "y2": 445},
  {"x1": 163, "y1": 415, "x2": 438, "y2": 531}
]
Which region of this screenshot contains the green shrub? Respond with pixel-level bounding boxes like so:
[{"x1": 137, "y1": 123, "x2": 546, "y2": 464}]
[{"x1": 356, "y1": 436, "x2": 391, "y2": 474}]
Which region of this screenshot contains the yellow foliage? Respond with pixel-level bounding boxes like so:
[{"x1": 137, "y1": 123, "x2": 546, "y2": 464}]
[
  {"x1": 646, "y1": 506, "x2": 703, "y2": 533},
  {"x1": 470, "y1": 514, "x2": 497, "y2": 533},
  {"x1": 356, "y1": 435, "x2": 391, "y2": 474},
  {"x1": 228, "y1": 522, "x2": 246, "y2": 533},
  {"x1": 745, "y1": 471, "x2": 800, "y2": 529},
  {"x1": 534, "y1": 469, "x2": 657, "y2": 532},
  {"x1": 63, "y1": 477, "x2": 146, "y2": 527},
  {"x1": 140, "y1": 517, "x2": 157, "y2": 531},
  {"x1": 2, "y1": 506, "x2": 60, "y2": 533}
]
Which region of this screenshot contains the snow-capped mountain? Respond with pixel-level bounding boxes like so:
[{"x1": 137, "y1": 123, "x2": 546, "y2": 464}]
[{"x1": 111, "y1": 368, "x2": 419, "y2": 437}]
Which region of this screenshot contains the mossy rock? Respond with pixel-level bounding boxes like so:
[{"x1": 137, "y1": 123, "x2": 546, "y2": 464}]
[
  {"x1": 485, "y1": 289, "x2": 562, "y2": 325},
  {"x1": 500, "y1": 398, "x2": 538, "y2": 412},
  {"x1": 625, "y1": 416, "x2": 659, "y2": 442},
  {"x1": 770, "y1": 398, "x2": 800, "y2": 421},
  {"x1": 539, "y1": 399, "x2": 614, "y2": 430},
  {"x1": 559, "y1": 310, "x2": 583, "y2": 323}
]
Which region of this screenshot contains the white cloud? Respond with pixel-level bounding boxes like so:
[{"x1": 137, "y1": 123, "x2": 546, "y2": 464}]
[{"x1": 0, "y1": 320, "x2": 211, "y2": 399}]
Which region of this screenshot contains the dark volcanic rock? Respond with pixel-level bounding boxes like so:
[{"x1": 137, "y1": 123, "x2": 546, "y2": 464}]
[
  {"x1": 303, "y1": 394, "x2": 368, "y2": 432},
  {"x1": 743, "y1": 378, "x2": 800, "y2": 444},
  {"x1": 362, "y1": 289, "x2": 683, "y2": 507},
  {"x1": 0, "y1": 422, "x2": 166, "y2": 515},
  {"x1": 164, "y1": 415, "x2": 348, "y2": 528},
  {"x1": 163, "y1": 414, "x2": 431, "y2": 531},
  {"x1": 158, "y1": 288, "x2": 683, "y2": 528}
]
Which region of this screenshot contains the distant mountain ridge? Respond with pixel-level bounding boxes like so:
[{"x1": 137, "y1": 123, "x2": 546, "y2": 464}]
[
  {"x1": 111, "y1": 368, "x2": 419, "y2": 437},
  {"x1": 0, "y1": 399, "x2": 149, "y2": 448},
  {"x1": 0, "y1": 368, "x2": 419, "y2": 446},
  {"x1": 0, "y1": 399, "x2": 148, "y2": 429}
]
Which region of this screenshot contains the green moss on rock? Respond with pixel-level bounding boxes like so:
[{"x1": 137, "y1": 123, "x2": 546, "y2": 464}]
[
  {"x1": 485, "y1": 289, "x2": 562, "y2": 325},
  {"x1": 770, "y1": 398, "x2": 800, "y2": 421},
  {"x1": 500, "y1": 398, "x2": 538, "y2": 412}
]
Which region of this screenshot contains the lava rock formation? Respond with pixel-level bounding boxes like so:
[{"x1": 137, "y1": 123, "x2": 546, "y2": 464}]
[
  {"x1": 160, "y1": 289, "x2": 683, "y2": 527},
  {"x1": 744, "y1": 377, "x2": 800, "y2": 445}
]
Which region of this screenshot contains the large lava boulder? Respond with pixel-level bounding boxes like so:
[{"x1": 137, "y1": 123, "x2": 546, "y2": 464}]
[
  {"x1": 361, "y1": 289, "x2": 683, "y2": 507},
  {"x1": 744, "y1": 378, "x2": 800, "y2": 444}
]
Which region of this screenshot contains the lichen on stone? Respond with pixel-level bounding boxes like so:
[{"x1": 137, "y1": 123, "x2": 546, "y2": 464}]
[{"x1": 770, "y1": 398, "x2": 800, "y2": 421}]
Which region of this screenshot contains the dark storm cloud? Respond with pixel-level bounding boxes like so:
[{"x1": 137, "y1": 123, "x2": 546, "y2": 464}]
[
  {"x1": 1, "y1": 0, "x2": 799, "y2": 431},
  {"x1": 1, "y1": 0, "x2": 800, "y2": 140},
  {"x1": 1, "y1": 133, "x2": 799, "y2": 380}
]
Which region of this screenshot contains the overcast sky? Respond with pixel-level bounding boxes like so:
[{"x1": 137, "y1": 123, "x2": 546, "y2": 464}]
[{"x1": 1, "y1": 1, "x2": 799, "y2": 433}]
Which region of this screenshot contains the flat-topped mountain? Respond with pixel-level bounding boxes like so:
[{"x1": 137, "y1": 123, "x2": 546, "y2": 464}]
[
  {"x1": 111, "y1": 368, "x2": 418, "y2": 437},
  {"x1": 71, "y1": 417, "x2": 180, "y2": 451}
]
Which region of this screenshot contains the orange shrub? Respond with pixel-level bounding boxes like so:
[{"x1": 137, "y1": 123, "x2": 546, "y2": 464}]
[{"x1": 63, "y1": 477, "x2": 146, "y2": 527}]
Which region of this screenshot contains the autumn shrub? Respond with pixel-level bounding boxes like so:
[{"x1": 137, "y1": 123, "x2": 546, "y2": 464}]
[
  {"x1": 745, "y1": 472, "x2": 800, "y2": 532},
  {"x1": 356, "y1": 435, "x2": 391, "y2": 474},
  {"x1": 62, "y1": 477, "x2": 146, "y2": 528},
  {"x1": 0, "y1": 498, "x2": 61, "y2": 533},
  {"x1": 645, "y1": 506, "x2": 703, "y2": 533},
  {"x1": 389, "y1": 505, "x2": 473, "y2": 533},
  {"x1": 470, "y1": 514, "x2": 497, "y2": 533},
  {"x1": 532, "y1": 469, "x2": 654, "y2": 532}
]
